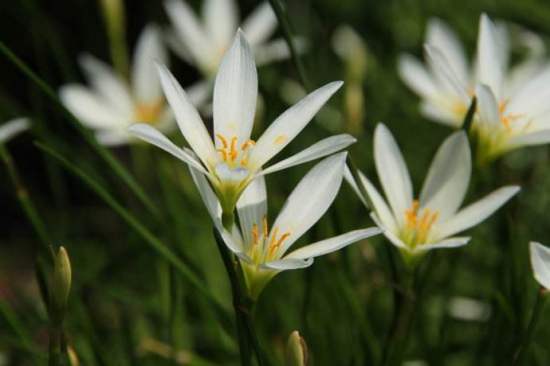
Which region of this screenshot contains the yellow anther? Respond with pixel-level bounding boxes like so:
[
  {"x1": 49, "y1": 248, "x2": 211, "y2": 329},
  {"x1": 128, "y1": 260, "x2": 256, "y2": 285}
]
[
  {"x1": 263, "y1": 216, "x2": 268, "y2": 238},
  {"x1": 135, "y1": 101, "x2": 164, "y2": 124},
  {"x1": 241, "y1": 159, "x2": 248, "y2": 166},
  {"x1": 403, "y1": 200, "x2": 439, "y2": 245},
  {"x1": 252, "y1": 223, "x2": 259, "y2": 245},
  {"x1": 241, "y1": 140, "x2": 256, "y2": 150},
  {"x1": 216, "y1": 134, "x2": 228, "y2": 148},
  {"x1": 269, "y1": 228, "x2": 279, "y2": 250},
  {"x1": 230, "y1": 137, "x2": 238, "y2": 161},
  {"x1": 216, "y1": 149, "x2": 228, "y2": 161},
  {"x1": 274, "y1": 232, "x2": 291, "y2": 250}
]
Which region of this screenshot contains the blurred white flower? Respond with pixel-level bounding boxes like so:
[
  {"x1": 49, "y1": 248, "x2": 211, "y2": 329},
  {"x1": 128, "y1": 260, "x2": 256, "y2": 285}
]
[
  {"x1": 400, "y1": 14, "x2": 550, "y2": 164},
  {"x1": 189, "y1": 153, "x2": 382, "y2": 299},
  {"x1": 346, "y1": 123, "x2": 519, "y2": 259},
  {"x1": 165, "y1": 0, "x2": 298, "y2": 77},
  {"x1": 60, "y1": 25, "x2": 179, "y2": 146},
  {"x1": 529, "y1": 241, "x2": 550, "y2": 290},
  {"x1": 128, "y1": 31, "x2": 354, "y2": 214},
  {"x1": 0, "y1": 118, "x2": 30, "y2": 143}
]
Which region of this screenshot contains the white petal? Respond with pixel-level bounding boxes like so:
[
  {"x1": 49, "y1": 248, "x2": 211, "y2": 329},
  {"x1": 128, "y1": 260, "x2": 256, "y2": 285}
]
[
  {"x1": 237, "y1": 175, "x2": 268, "y2": 249},
  {"x1": 260, "y1": 257, "x2": 313, "y2": 271},
  {"x1": 420, "y1": 100, "x2": 463, "y2": 127},
  {"x1": 0, "y1": 118, "x2": 30, "y2": 143},
  {"x1": 261, "y1": 134, "x2": 356, "y2": 176},
  {"x1": 189, "y1": 164, "x2": 222, "y2": 225},
  {"x1": 241, "y1": 2, "x2": 277, "y2": 47},
  {"x1": 219, "y1": 226, "x2": 245, "y2": 254},
  {"x1": 476, "y1": 14, "x2": 505, "y2": 98},
  {"x1": 204, "y1": 0, "x2": 238, "y2": 49},
  {"x1": 398, "y1": 54, "x2": 439, "y2": 100},
  {"x1": 507, "y1": 67, "x2": 550, "y2": 116},
  {"x1": 373, "y1": 213, "x2": 408, "y2": 250},
  {"x1": 213, "y1": 30, "x2": 258, "y2": 149},
  {"x1": 374, "y1": 123, "x2": 413, "y2": 226},
  {"x1": 415, "y1": 237, "x2": 471, "y2": 252},
  {"x1": 155, "y1": 62, "x2": 218, "y2": 167},
  {"x1": 59, "y1": 85, "x2": 129, "y2": 130},
  {"x1": 426, "y1": 18, "x2": 469, "y2": 81},
  {"x1": 249, "y1": 81, "x2": 343, "y2": 169},
  {"x1": 271, "y1": 153, "x2": 347, "y2": 255},
  {"x1": 506, "y1": 129, "x2": 550, "y2": 149},
  {"x1": 127, "y1": 123, "x2": 209, "y2": 174},
  {"x1": 132, "y1": 25, "x2": 167, "y2": 104},
  {"x1": 78, "y1": 54, "x2": 134, "y2": 116},
  {"x1": 253, "y1": 38, "x2": 306, "y2": 66},
  {"x1": 96, "y1": 130, "x2": 131, "y2": 146},
  {"x1": 285, "y1": 228, "x2": 383, "y2": 260},
  {"x1": 164, "y1": 0, "x2": 213, "y2": 68},
  {"x1": 214, "y1": 163, "x2": 249, "y2": 182},
  {"x1": 475, "y1": 84, "x2": 501, "y2": 126},
  {"x1": 419, "y1": 131, "x2": 471, "y2": 221},
  {"x1": 424, "y1": 45, "x2": 470, "y2": 102},
  {"x1": 530, "y1": 242, "x2": 550, "y2": 290},
  {"x1": 437, "y1": 186, "x2": 520, "y2": 238}
]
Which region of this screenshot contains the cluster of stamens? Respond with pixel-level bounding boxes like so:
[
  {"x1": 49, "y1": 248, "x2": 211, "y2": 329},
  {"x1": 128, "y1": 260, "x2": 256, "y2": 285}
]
[
  {"x1": 216, "y1": 134, "x2": 255, "y2": 167},
  {"x1": 498, "y1": 100, "x2": 524, "y2": 132},
  {"x1": 249, "y1": 216, "x2": 291, "y2": 262},
  {"x1": 402, "y1": 200, "x2": 439, "y2": 246},
  {"x1": 135, "y1": 101, "x2": 164, "y2": 124}
]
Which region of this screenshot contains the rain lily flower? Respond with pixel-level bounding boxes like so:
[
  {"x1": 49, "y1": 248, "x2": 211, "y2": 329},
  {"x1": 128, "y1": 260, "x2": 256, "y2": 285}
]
[
  {"x1": 399, "y1": 14, "x2": 550, "y2": 165},
  {"x1": 529, "y1": 242, "x2": 550, "y2": 290},
  {"x1": 165, "y1": 0, "x2": 297, "y2": 77},
  {"x1": 346, "y1": 123, "x2": 519, "y2": 261},
  {"x1": 128, "y1": 30, "x2": 355, "y2": 215},
  {"x1": 189, "y1": 153, "x2": 383, "y2": 299},
  {"x1": 0, "y1": 118, "x2": 30, "y2": 143},
  {"x1": 60, "y1": 25, "x2": 176, "y2": 146}
]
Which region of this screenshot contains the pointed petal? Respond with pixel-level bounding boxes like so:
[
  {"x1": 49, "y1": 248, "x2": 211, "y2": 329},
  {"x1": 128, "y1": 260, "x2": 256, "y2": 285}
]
[
  {"x1": 132, "y1": 25, "x2": 167, "y2": 104},
  {"x1": 253, "y1": 38, "x2": 306, "y2": 66},
  {"x1": 213, "y1": 30, "x2": 258, "y2": 148},
  {"x1": 59, "y1": 85, "x2": 129, "y2": 129},
  {"x1": 127, "y1": 123, "x2": 209, "y2": 174},
  {"x1": 0, "y1": 118, "x2": 30, "y2": 142},
  {"x1": 261, "y1": 134, "x2": 356, "y2": 176},
  {"x1": 249, "y1": 81, "x2": 343, "y2": 169},
  {"x1": 424, "y1": 45, "x2": 470, "y2": 102},
  {"x1": 285, "y1": 228, "x2": 383, "y2": 260},
  {"x1": 271, "y1": 153, "x2": 346, "y2": 255},
  {"x1": 530, "y1": 242, "x2": 550, "y2": 290},
  {"x1": 204, "y1": 0, "x2": 238, "y2": 48},
  {"x1": 419, "y1": 131, "x2": 471, "y2": 221},
  {"x1": 261, "y1": 257, "x2": 313, "y2": 271},
  {"x1": 437, "y1": 186, "x2": 520, "y2": 238},
  {"x1": 398, "y1": 54, "x2": 439, "y2": 100},
  {"x1": 415, "y1": 237, "x2": 471, "y2": 252},
  {"x1": 476, "y1": 84, "x2": 501, "y2": 126},
  {"x1": 78, "y1": 54, "x2": 134, "y2": 116},
  {"x1": 507, "y1": 67, "x2": 550, "y2": 116},
  {"x1": 506, "y1": 129, "x2": 550, "y2": 149},
  {"x1": 155, "y1": 62, "x2": 218, "y2": 167},
  {"x1": 476, "y1": 14, "x2": 505, "y2": 98},
  {"x1": 189, "y1": 165, "x2": 222, "y2": 225},
  {"x1": 374, "y1": 123, "x2": 413, "y2": 226},
  {"x1": 218, "y1": 226, "x2": 245, "y2": 254},
  {"x1": 241, "y1": 2, "x2": 278, "y2": 47},
  {"x1": 237, "y1": 175, "x2": 268, "y2": 250},
  {"x1": 426, "y1": 18, "x2": 469, "y2": 81},
  {"x1": 372, "y1": 213, "x2": 408, "y2": 250},
  {"x1": 420, "y1": 100, "x2": 463, "y2": 127},
  {"x1": 96, "y1": 130, "x2": 130, "y2": 146}
]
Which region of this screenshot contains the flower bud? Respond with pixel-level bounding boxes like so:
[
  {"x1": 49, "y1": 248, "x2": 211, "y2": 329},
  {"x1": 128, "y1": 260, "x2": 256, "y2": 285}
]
[
  {"x1": 52, "y1": 247, "x2": 72, "y2": 312},
  {"x1": 285, "y1": 331, "x2": 308, "y2": 366}
]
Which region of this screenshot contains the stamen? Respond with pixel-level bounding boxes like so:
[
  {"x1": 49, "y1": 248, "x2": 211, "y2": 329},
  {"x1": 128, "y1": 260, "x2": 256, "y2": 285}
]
[
  {"x1": 263, "y1": 216, "x2": 268, "y2": 238},
  {"x1": 241, "y1": 140, "x2": 256, "y2": 150},
  {"x1": 274, "y1": 232, "x2": 291, "y2": 250},
  {"x1": 230, "y1": 137, "x2": 238, "y2": 161},
  {"x1": 252, "y1": 223, "x2": 259, "y2": 245},
  {"x1": 216, "y1": 134, "x2": 228, "y2": 149},
  {"x1": 216, "y1": 148, "x2": 228, "y2": 161},
  {"x1": 241, "y1": 159, "x2": 248, "y2": 166},
  {"x1": 269, "y1": 228, "x2": 280, "y2": 252}
]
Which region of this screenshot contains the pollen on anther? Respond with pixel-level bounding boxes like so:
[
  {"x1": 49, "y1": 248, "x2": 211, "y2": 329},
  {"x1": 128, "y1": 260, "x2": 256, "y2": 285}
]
[
  {"x1": 216, "y1": 148, "x2": 228, "y2": 161},
  {"x1": 241, "y1": 140, "x2": 255, "y2": 150},
  {"x1": 216, "y1": 134, "x2": 228, "y2": 148},
  {"x1": 252, "y1": 223, "x2": 259, "y2": 245}
]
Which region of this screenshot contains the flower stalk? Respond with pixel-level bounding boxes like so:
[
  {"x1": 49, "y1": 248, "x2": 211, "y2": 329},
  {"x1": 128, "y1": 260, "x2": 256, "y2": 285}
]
[{"x1": 513, "y1": 288, "x2": 549, "y2": 365}]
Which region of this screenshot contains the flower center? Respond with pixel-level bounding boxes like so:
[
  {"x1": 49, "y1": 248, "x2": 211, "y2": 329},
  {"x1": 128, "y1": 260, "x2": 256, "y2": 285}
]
[
  {"x1": 249, "y1": 216, "x2": 291, "y2": 264},
  {"x1": 216, "y1": 134, "x2": 255, "y2": 168},
  {"x1": 402, "y1": 200, "x2": 439, "y2": 247},
  {"x1": 498, "y1": 100, "x2": 524, "y2": 132},
  {"x1": 135, "y1": 100, "x2": 164, "y2": 124}
]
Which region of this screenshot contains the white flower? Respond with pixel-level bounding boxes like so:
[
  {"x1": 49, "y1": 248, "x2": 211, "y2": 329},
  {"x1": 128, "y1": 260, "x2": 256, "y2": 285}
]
[
  {"x1": 400, "y1": 14, "x2": 550, "y2": 164},
  {"x1": 128, "y1": 30, "x2": 354, "y2": 213},
  {"x1": 165, "y1": 0, "x2": 297, "y2": 77},
  {"x1": 529, "y1": 242, "x2": 550, "y2": 290},
  {"x1": 346, "y1": 123, "x2": 520, "y2": 258},
  {"x1": 60, "y1": 25, "x2": 178, "y2": 146},
  {"x1": 189, "y1": 153, "x2": 382, "y2": 299},
  {"x1": 0, "y1": 118, "x2": 30, "y2": 143}
]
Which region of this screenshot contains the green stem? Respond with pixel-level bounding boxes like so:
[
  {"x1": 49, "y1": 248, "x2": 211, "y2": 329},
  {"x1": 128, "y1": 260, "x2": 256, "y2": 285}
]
[
  {"x1": 0, "y1": 143, "x2": 55, "y2": 255},
  {"x1": 267, "y1": 0, "x2": 312, "y2": 91},
  {"x1": 512, "y1": 288, "x2": 549, "y2": 366},
  {"x1": 48, "y1": 325, "x2": 61, "y2": 366},
  {"x1": 213, "y1": 229, "x2": 264, "y2": 366}
]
